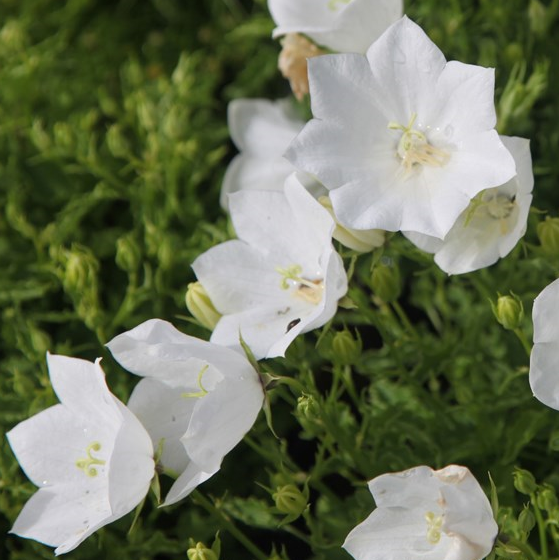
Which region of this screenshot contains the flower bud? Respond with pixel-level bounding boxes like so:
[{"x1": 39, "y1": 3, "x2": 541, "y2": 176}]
[
  {"x1": 29, "y1": 120, "x2": 51, "y2": 152},
  {"x1": 513, "y1": 468, "x2": 537, "y2": 495},
  {"x1": 537, "y1": 217, "x2": 559, "y2": 256},
  {"x1": 529, "y1": 0, "x2": 548, "y2": 36},
  {"x1": 187, "y1": 542, "x2": 219, "y2": 560},
  {"x1": 115, "y1": 233, "x2": 142, "y2": 273},
  {"x1": 332, "y1": 329, "x2": 362, "y2": 365},
  {"x1": 297, "y1": 393, "x2": 320, "y2": 420},
  {"x1": 53, "y1": 122, "x2": 74, "y2": 151},
  {"x1": 371, "y1": 260, "x2": 401, "y2": 303},
  {"x1": 318, "y1": 196, "x2": 385, "y2": 252},
  {"x1": 491, "y1": 293, "x2": 524, "y2": 330},
  {"x1": 273, "y1": 484, "x2": 308, "y2": 518},
  {"x1": 518, "y1": 507, "x2": 536, "y2": 533},
  {"x1": 186, "y1": 282, "x2": 221, "y2": 330},
  {"x1": 537, "y1": 486, "x2": 558, "y2": 511},
  {"x1": 106, "y1": 124, "x2": 131, "y2": 158}
]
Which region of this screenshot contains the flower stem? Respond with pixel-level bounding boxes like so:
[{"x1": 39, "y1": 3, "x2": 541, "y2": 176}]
[
  {"x1": 531, "y1": 493, "x2": 549, "y2": 560},
  {"x1": 191, "y1": 490, "x2": 268, "y2": 560},
  {"x1": 391, "y1": 300, "x2": 419, "y2": 340},
  {"x1": 514, "y1": 328, "x2": 532, "y2": 358}
]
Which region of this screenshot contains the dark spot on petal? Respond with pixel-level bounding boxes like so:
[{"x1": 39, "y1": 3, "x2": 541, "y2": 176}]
[{"x1": 286, "y1": 318, "x2": 301, "y2": 333}]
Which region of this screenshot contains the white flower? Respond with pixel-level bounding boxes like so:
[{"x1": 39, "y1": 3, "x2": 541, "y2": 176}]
[
  {"x1": 193, "y1": 173, "x2": 348, "y2": 359},
  {"x1": 106, "y1": 319, "x2": 265, "y2": 506},
  {"x1": 221, "y1": 98, "x2": 305, "y2": 210},
  {"x1": 268, "y1": 0, "x2": 403, "y2": 54},
  {"x1": 529, "y1": 278, "x2": 559, "y2": 410},
  {"x1": 343, "y1": 465, "x2": 498, "y2": 560},
  {"x1": 286, "y1": 16, "x2": 517, "y2": 239},
  {"x1": 404, "y1": 136, "x2": 533, "y2": 274},
  {"x1": 7, "y1": 354, "x2": 154, "y2": 555}
]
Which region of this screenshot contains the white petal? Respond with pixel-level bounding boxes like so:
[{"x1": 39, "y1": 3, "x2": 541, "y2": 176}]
[
  {"x1": 162, "y1": 461, "x2": 215, "y2": 507},
  {"x1": 402, "y1": 230, "x2": 443, "y2": 254},
  {"x1": 108, "y1": 399, "x2": 154, "y2": 517},
  {"x1": 533, "y1": 279, "x2": 559, "y2": 344},
  {"x1": 530, "y1": 341, "x2": 559, "y2": 410},
  {"x1": 182, "y1": 372, "x2": 264, "y2": 473}
]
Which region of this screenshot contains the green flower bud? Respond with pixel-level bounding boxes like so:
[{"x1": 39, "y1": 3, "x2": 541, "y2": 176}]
[
  {"x1": 106, "y1": 124, "x2": 131, "y2": 158},
  {"x1": 332, "y1": 328, "x2": 362, "y2": 365},
  {"x1": 529, "y1": 0, "x2": 548, "y2": 36},
  {"x1": 63, "y1": 245, "x2": 99, "y2": 294},
  {"x1": 371, "y1": 260, "x2": 401, "y2": 303},
  {"x1": 187, "y1": 542, "x2": 218, "y2": 560},
  {"x1": 537, "y1": 486, "x2": 558, "y2": 511},
  {"x1": 186, "y1": 282, "x2": 221, "y2": 330},
  {"x1": 513, "y1": 468, "x2": 537, "y2": 495},
  {"x1": 273, "y1": 484, "x2": 307, "y2": 518},
  {"x1": 318, "y1": 196, "x2": 384, "y2": 252},
  {"x1": 137, "y1": 95, "x2": 156, "y2": 132},
  {"x1": 297, "y1": 393, "x2": 320, "y2": 420},
  {"x1": 518, "y1": 507, "x2": 536, "y2": 533},
  {"x1": 29, "y1": 120, "x2": 51, "y2": 152},
  {"x1": 537, "y1": 217, "x2": 559, "y2": 256},
  {"x1": 53, "y1": 122, "x2": 74, "y2": 151},
  {"x1": 115, "y1": 233, "x2": 142, "y2": 273},
  {"x1": 491, "y1": 293, "x2": 524, "y2": 330}
]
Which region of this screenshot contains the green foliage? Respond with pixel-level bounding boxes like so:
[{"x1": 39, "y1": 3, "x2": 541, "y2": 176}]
[{"x1": 2, "y1": 0, "x2": 559, "y2": 559}]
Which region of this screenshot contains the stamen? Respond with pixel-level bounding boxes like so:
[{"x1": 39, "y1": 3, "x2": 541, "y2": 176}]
[
  {"x1": 276, "y1": 265, "x2": 324, "y2": 305},
  {"x1": 76, "y1": 442, "x2": 106, "y2": 477},
  {"x1": 182, "y1": 364, "x2": 210, "y2": 398},
  {"x1": 424, "y1": 511, "x2": 443, "y2": 545},
  {"x1": 463, "y1": 190, "x2": 517, "y2": 234},
  {"x1": 388, "y1": 113, "x2": 450, "y2": 174}
]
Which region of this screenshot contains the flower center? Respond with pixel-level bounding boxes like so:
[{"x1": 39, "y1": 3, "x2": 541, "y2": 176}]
[
  {"x1": 276, "y1": 264, "x2": 324, "y2": 305},
  {"x1": 388, "y1": 113, "x2": 450, "y2": 174},
  {"x1": 327, "y1": 0, "x2": 351, "y2": 11},
  {"x1": 424, "y1": 511, "x2": 443, "y2": 544},
  {"x1": 464, "y1": 189, "x2": 517, "y2": 234},
  {"x1": 76, "y1": 442, "x2": 106, "y2": 477},
  {"x1": 182, "y1": 364, "x2": 210, "y2": 399}
]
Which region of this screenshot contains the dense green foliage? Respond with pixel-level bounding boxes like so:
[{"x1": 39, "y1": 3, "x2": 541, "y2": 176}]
[{"x1": 2, "y1": 0, "x2": 559, "y2": 558}]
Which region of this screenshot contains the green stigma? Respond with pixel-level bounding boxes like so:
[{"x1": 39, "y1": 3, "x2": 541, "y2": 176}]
[
  {"x1": 182, "y1": 364, "x2": 210, "y2": 399},
  {"x1": 276, "y1": 264, "x2": 324, "y2": 305},
  {"x1": 75, "y1": 442, "x2": 106, "y2": 477}
]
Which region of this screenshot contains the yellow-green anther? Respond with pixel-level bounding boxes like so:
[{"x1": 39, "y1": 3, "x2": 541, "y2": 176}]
[
  {"x1": 75, "y1": 442, "x2": 106, "y2": 477},
  {"x1": 182, "y1": 364, "x2": 210, "y2": 399},
  {"x1": 276, "y1": 264, "x2": 324, "y2": 304},
  {"x1": 425, "y1": 511, "x2": 443, "y2": 544}
]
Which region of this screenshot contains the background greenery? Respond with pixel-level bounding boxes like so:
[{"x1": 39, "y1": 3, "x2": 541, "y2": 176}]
[{"x1": 1, "y1": 0, "x2": 559, "y2": 558}]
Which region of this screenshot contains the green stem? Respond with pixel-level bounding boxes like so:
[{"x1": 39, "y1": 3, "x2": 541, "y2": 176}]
[
  {"x1": 391, "y1": 300, "x2": 419, "y2": 340},
  {"x1": 514, "y1": 328, "x2": 532, "y2": 358},
  {"x1": 191, "y1": 491, "x2": 268, "y2": 560},
  {"x1": 531, "y1": 493, "x2": 549, "y2": 560},
  {"x1": 500, "y1": 537, "x2": 539, "y2": 560}
]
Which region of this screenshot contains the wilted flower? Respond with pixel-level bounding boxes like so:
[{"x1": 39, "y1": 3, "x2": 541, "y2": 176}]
[
  {"x1": 106, "y1": 319, "x2": 264, "y2": 506},
  {"x1": 530, "y1": 278, "x2": 559, "y2": 410},
  {"x1": 268, "y1": 0, "x2": 403, "y2": 54},
  {"x1": 7, "y1": 354, "x2": 154, "y2": 554},
  {"x1": 404, "y1": 136, "x2": 532, "y2": 274},
  {"x1": 286, "y1": 17, "x2": 516, "y2": 238},
  {"x1": 193, "y1": 173, "x2": 348, "y2": 359},
  {"x1": 221, "y1": 98, "x2": 306, "y2": 210},
  {"x1": 343, "y1": 465, "x2": 498, "y2": 560}
]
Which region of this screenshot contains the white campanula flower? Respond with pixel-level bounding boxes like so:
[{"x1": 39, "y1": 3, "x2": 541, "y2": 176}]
[
  {"x1": 268, "y1": 0, "x2": 403, "y2": 54},
  {"x1": 193, "y1": 173, "x2": 348, "y2": 359},
  {"x1": 530, "y1": 278, "x2": 559, "y2": 410},
  {"x1": 221, "y1": 98, "x2": 306, "y2": 210},
  {"x1": 7, "y1": 354, "x2": 154, "y2": 555},
  {"x1": 404, "y1": 136, "x2": 533, "y2": 274},
  {"x1": 343, "y1": 465, "x2": 498, "y2": 560},
  {"x1": 286, "y1": 16, "x2": 517, "y2": 239},
  {"x1": 106, "y1": 319, "x2": 264, "y2": 506}
]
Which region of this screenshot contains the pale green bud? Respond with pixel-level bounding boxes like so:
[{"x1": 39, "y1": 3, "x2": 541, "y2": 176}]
[
  {"x1": 273, "y1": 484, "x2": 307, "y2": 518},
  {"x1": 63, "y1": 246, "x2": 99, "y2": 294},
  {"x1": 187, "y1": 543, "x2": 218, "y2": 560},
  {"x1": 29, "y1": 120, "x2": 51, "y2": 152},
  {"x1": 491, "y1": 293, "x2": 524, "y2": 331},
  {"x1": 513, "y1": 468, "x2": 537, "y2": 495},
  {"x1": 332, "y1": 329, "x2": 362, "y2": 365},
  {"x1": 53, "y1": 122, "x2": 74, "y2": 151},
  {"x1": 537, "y1": 217, "x2": 559, "y2": 256},
  {"x1": 371, "y1": 260, "x2": 401, "y2": 303},
  {"x1": 137, "y1": 95, "x2": 157, "y2": 131},
  {"x1": 297, "y1": 393, "x2": 320, "y2": 420},
  {"x1": 318, "y1": 196, "x2": 384, "y2": 252},
  {"x1": 537, "y1": 486, "x2": 558, "y2": 511},
  {"x1": 518, "y1": 507, "x2": 536, "y2": 533},
  {"x1": 529, "y1": 0, "x2": 548, "y2": 36},
  {"x1": 106, "y1": 124, "x2": 131, "y2": 158},
  {"x1": 115, "y1": 234, "x2": 142, "y2": 273},
  {"x1": 186, "y1": 282, "x2": 221, "y2": 330}
]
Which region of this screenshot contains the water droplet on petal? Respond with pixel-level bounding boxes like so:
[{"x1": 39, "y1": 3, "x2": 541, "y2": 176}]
[{"x1": 42, "y1": 480, "x2": 48, "y2": 486}]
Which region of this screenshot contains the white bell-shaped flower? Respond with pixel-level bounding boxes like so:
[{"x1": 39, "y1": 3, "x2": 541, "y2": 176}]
[
  {"x1": 7, "y1": 354, "x2": 154, "y2": 555},
  {"x1": 530, "y1": 278, "x2": 559, "y2": 410},
  {"x1": 106, "y1": 319, "x2": 265, "y2": 506},
  {"x1": 404, "y1": 136, "x2": 533, "y2": 274},
  {"x1": 268, "y1": 0, "x2": 403, "y2": 53},
  {"x1": 221, "y1": 98, "x2": 306, "y2": 210},
  {"x1": 286, "y1": 16, "x2": 516, "y2": 239},
  {"x1": 343, "y1": 465, "x2": 498, "y2": 560},
  {"x1": 193, "y1": 173, "x2": 348, "y2": 359}
]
